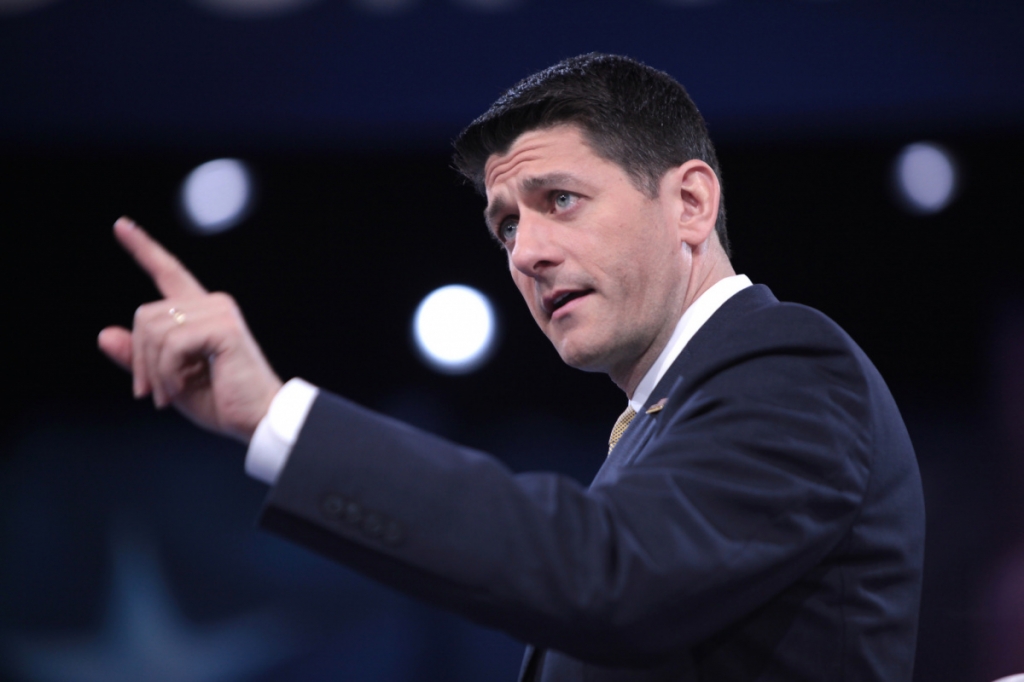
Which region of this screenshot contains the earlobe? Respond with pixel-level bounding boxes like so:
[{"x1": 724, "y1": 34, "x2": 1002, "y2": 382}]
[{"x1": 669, "y1": 160, "x2": 720, "y2": 248}]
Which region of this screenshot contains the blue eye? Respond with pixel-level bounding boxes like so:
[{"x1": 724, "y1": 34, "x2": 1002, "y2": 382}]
[
  {"x1": 554, "y1": 192, "x2": 575, "y2": 209},
  {"x1": 499, "y1": 219, "x2": 518, "y2": 243}
]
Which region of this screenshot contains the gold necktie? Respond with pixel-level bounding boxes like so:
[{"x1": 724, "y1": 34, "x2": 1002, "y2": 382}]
[{"x1": 608, "y1": 406, "x2": 637, "y2": 454}]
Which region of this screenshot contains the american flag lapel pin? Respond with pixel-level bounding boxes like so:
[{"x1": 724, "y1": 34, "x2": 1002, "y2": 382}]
[{"x1": 646, "y1": 398, "x2": 668, "y2": 415}]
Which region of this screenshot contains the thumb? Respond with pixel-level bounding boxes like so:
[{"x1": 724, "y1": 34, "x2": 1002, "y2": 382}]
[{"x1": 98, "y1": 326, "x2": 133, "y2": 371}]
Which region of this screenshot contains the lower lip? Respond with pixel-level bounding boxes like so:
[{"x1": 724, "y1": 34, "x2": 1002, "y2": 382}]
[{"x1": 551, "y1": 293, "x2": 591, "y2": 321}]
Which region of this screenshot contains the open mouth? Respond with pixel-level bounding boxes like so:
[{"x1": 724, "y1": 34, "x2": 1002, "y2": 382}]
[{"x1": 550, "y1": 289, "x2": 592, "y2": 314}]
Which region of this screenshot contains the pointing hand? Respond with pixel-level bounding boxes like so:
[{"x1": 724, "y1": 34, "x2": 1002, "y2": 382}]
[{"x1": 98, "y1": 217, "x2": 283, "y2": 443}]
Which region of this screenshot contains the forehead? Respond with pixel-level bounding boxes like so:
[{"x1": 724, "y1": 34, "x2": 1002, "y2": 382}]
[{"x1": 482, "y1": 125, "x2": 602, "y2": 194}]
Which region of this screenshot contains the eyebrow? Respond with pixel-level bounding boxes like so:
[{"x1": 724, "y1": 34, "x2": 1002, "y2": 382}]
[{"x1": 483, "y1": 172, "x2": 581, "y2": 231}]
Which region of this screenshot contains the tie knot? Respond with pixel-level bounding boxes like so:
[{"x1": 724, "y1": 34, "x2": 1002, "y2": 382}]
[{"x1": 608, "y1": 406, "x2": 637, "y2": 454}]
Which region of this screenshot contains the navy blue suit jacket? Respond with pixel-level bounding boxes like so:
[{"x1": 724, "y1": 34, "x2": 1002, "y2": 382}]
[{"x1": 260, "y1": 285, "x2": 925, "y2": 681}]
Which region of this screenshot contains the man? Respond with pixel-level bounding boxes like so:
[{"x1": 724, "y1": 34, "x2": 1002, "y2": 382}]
[{"x1": 99, "y1": 54, "x2": 925, "y2": 680}]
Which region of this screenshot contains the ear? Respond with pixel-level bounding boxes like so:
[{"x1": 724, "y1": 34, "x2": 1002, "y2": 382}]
[{"x1": 661, "y1": 160, "x2": 721, "y2": 249}]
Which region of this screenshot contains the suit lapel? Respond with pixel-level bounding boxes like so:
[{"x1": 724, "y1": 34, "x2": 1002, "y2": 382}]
[
  {"x1": 593, "y1": 383, "x2": 679, "y2": 485},
  {"x1": 593, "y1": 285, "x2": 778, "y2": 482},
  {"x1": 524, "y1": 286, "x2": 781, "y2": 679}
]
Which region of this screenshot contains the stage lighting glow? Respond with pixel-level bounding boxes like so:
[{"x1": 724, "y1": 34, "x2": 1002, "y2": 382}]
[
  {"x1": 190, "y1": 0, "x2": 322, "y2": 18},
  {"x1": 413, "y1": 285, "x2": 496, "y2": 374},
  {"x1": 0, "y1": 0, "x2": 60, "y2": 15},
  {"x1": 893, "y1": 142, "x2": 957, "y2": 215},
  {"x1": 180, "y1": 159, "x2": 252, "y2": 234}
]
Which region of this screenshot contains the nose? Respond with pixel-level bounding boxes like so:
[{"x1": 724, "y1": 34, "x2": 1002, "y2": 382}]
[{"x1": 508, "y1": 213, "x2": 563, "y2": 278}]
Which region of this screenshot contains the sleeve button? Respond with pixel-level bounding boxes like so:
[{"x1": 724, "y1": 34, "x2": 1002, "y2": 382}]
[
  {"x1": 361, "y1": 513, "x2": 384, "y2": 538},
  {"x1": 343, "y1": 501, "x2": 363, "y2": 526},
  {"x1": 321, "y1": 494, "x2": 345, "y2": 519}
]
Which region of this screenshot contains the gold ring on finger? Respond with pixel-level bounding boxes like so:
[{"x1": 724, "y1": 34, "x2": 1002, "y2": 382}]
[{"x1": 169, "y1": 308, "x2": 186, "y2": 325}]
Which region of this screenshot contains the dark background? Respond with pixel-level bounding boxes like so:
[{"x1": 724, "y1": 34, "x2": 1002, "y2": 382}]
[{"x1": 2, "y1": 1, "x2": 1024, "y2": 680}]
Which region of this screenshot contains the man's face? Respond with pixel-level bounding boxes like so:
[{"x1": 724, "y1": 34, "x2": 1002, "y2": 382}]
[{"x1": 483, "y1": 125, "x2": 691, "y2": 381}]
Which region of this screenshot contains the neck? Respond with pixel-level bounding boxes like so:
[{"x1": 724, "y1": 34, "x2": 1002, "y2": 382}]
[{"x1": 612, "y1": 252, "x2": 735, "y2": 399}]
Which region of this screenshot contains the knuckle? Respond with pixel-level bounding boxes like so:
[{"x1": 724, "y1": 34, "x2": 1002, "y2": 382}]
[
  {"x1": 134, "y1": 301, "x2": 165, "y2": 322},
  {"x1": 163, "y1": 326, "x2": 189, "y2": 353},
  {"x1": 210, "y1": 291, "x2": 237, "y2": 309},
  {"x1": 210, "y1": 292, "x2": 244, "y2": 328}
]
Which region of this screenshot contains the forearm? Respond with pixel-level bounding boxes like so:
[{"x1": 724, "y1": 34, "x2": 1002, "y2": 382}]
[{"x1": 258, "y1": 386, "x2": 868, "y2": 666}]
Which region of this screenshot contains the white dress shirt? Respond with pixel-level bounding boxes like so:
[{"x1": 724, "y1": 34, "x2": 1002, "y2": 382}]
[
  {"x1": 245, "y1": 275, "x2": 753, "y2": 485},
  {"x1": 628, "y1": 274, "x2": 752, "y2": 413}
]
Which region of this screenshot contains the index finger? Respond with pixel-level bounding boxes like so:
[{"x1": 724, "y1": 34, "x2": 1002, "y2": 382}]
[{"x1": 114, "y1": 217, "x2": 207, "y2": 299}]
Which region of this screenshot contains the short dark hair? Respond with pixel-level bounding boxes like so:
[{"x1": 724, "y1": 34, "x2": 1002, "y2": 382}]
[{"x1": 453, "y1": 53, "x2": 729, "y2": 256}]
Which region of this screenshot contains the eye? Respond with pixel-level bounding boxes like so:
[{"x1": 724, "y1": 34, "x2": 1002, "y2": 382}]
[
  {"x1": 553, "y1": 192, "x2": 576, "y2": 210},
  {"x1": 498, "y1": 218, "x2": 518, "y2": 244}
]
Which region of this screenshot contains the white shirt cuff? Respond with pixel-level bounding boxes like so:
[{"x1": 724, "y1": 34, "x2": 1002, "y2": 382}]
[{"x1": 245, "y1": 377, "x2": 319, "y2": 485}]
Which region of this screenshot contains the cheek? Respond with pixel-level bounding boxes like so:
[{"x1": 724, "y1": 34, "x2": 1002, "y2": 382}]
[
  {"x1": 510, "y1": 270, "x2": 542, "y2": 316},
  {"x1": 609, "y1": 235, "x2": 680, "y2": 311}
]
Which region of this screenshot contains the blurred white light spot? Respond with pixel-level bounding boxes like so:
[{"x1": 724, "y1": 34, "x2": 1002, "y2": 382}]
[
  {"x1": 893, "y1": 142, "x2": 958, "y2": 215},
  {"x1": 414, "y1": 285, "x2": 496, "y2": 374},
  {"x1": 180, "y1": 159, "x2": 252, "y2": 234},
  {"x1": 189, "y1": 0, "x2": 322, "y2": 18},
  {"x1": 0, "y1": 0, "x2": 61, "y2": 15}
]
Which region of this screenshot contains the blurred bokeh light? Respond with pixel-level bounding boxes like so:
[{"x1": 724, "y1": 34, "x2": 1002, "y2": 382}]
[
  {"x1": 413, "y1": 285, "x2": 497, "y2": 374},
  {"x1": 893, "y1": 142, "x2": 958, "y2": 215},
  {"x1": 0, "y1": 0, "x2": 60, "y2": 16},
  {"x1": 180, "y1": 159, "x2": 253, "y2": 235},
  {"x1": 190, "y1": 0, "x2": 322, "y2": 19}
]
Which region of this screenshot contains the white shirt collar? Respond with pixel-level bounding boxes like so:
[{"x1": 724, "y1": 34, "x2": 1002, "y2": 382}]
[{"x1": 627, "y1": 274, "x2": 753, "y2": 413}]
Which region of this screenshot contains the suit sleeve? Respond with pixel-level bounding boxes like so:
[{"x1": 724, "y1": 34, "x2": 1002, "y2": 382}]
[{"x1": 259, "y1": 305, "x2": 875, "y2": 667}]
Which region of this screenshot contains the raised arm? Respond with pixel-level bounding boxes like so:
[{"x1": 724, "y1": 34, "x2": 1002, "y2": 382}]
[{"x1": 98, "y1": 217, "x2": 283, "y2": 442}]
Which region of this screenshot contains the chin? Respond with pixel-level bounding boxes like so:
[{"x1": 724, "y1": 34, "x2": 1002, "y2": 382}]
[{"x1": 554, "y1": 340, "x2": 610, "y2": 374}]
